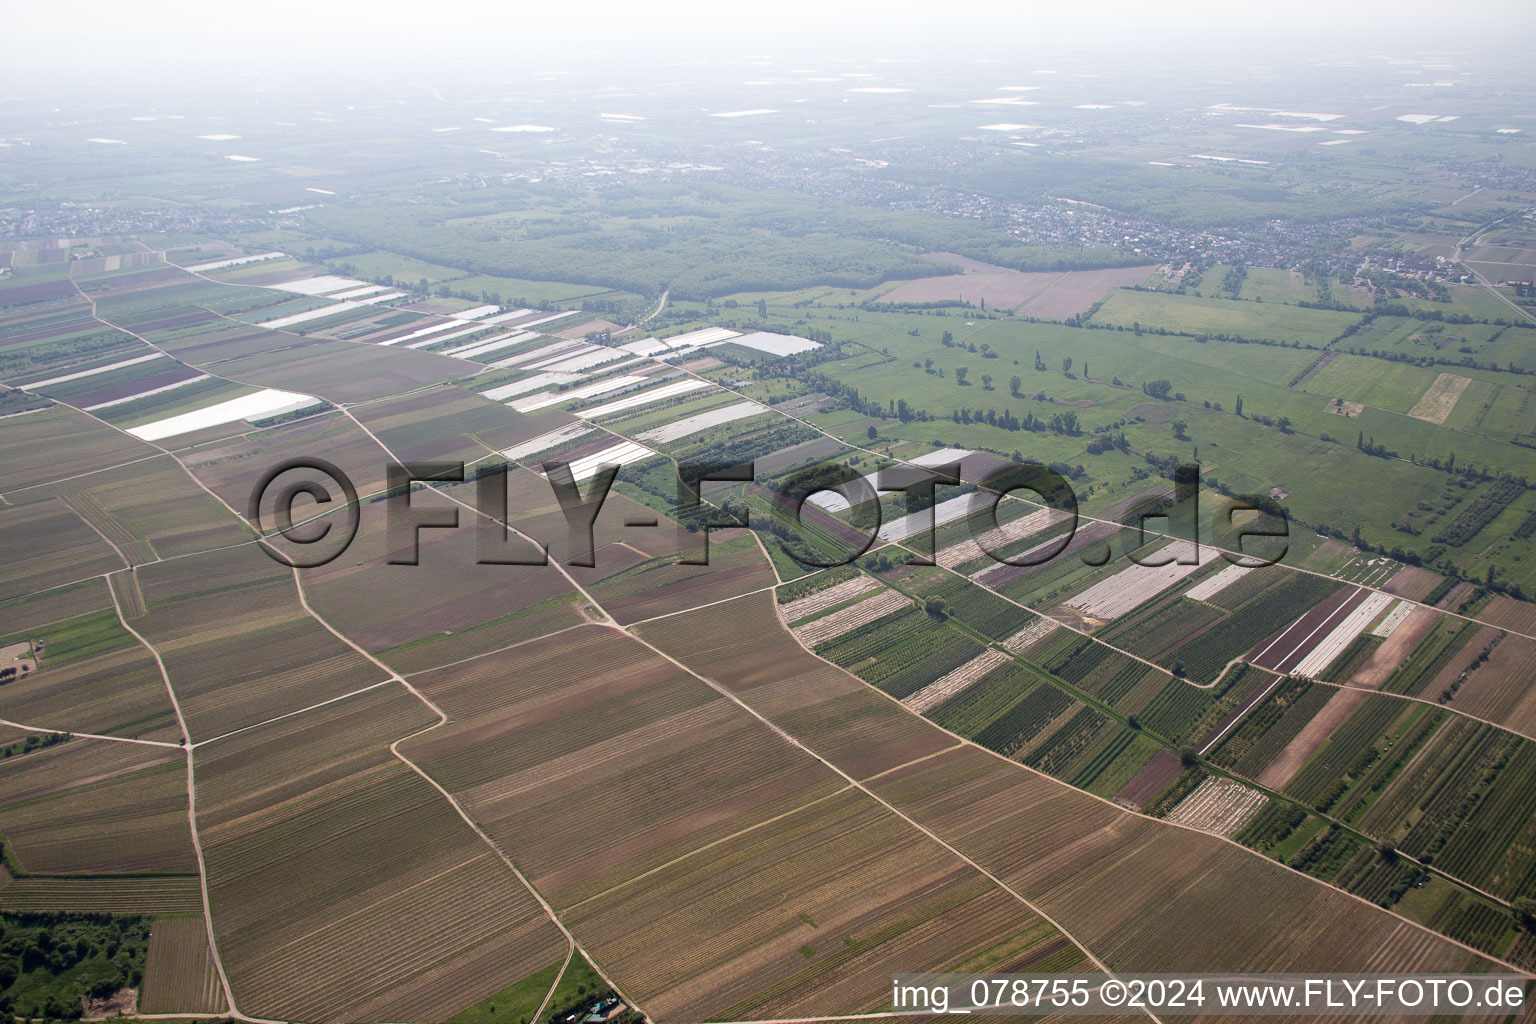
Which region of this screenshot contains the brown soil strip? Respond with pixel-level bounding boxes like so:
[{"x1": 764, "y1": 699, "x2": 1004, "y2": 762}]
[{"x1": 1257, "y1": 686, "x2": 1368, "y2": 789}]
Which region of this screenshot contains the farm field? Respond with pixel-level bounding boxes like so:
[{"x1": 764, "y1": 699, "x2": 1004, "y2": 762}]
[
  {"x1": 868, "y1": 744, "x2": 1493, "y2": 974},
  {"x1": 0, "y1": 606, "x2": 181, "y2": 740},
  {"x1": 635, "y1": 583, "x2": 1511, "y2": 976},
  {"x1": 399, "y1": 621, "x2": 1093, "y2": 1020},
  {"x1": 0, "y1": 498, "x2": 124, "y2": 601},
  {"x1": 139, "y1": 918, "x2": 225, "y2": 1015},
  {"x1": 877, "y1": 256, "x2": 1155, "y2": 318},
  {"x1": 132, "y1": 543, "x2": 387, "y2": 741},
  {"x1": 24, "y1": 456, "x2": 253, "y2": 564},
  {"x1": 0, "y1": 875, "x2": 204, "y2": 915},
  {"x1": 564, "y1": 787, "x2": 1084, "y2": 1022},
  {"x1": 400, "y1": 625, "x2": 846, "y2": 905},
  {"x1": 0, "y1": 405, "x2": 159, "y2": 493},
  {"x1": 1088, "y1": 288, "x2": 1362, "y2": 345},
  {"x1": 0, "y1": 739, "x2": 194, "y2": 875},
  {"x1": 298, "y1": 482, "x2": 582, "y2": 665},
  {"x1": 195, "y1": 684, "x2": 569, "y2": 1024}
]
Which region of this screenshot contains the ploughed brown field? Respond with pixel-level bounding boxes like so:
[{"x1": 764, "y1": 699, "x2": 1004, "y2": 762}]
[{"x1": 877, "y1": 254, "x2": 1155, "y2": 318}]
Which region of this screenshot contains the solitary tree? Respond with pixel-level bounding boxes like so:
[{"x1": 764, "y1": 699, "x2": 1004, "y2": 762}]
[
  {"x1": 955, "y1": 367, "x2": 970, "y2": 385},
  {"x1": 981, "y1": 373, "x2": 993, "y2": 390}
]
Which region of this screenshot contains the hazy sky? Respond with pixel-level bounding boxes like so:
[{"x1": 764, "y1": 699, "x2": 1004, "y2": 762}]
[{"x1": 5, "y1": 0, "x2": 1534, "y2": 91}]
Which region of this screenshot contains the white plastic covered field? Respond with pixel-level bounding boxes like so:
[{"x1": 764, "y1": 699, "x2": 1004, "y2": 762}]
[
  {"x1": 1064, "y1": 543, "x2": 1221, "y2": 620},
  {"x1": 126, "y1": 388, "x2": 324, "y2": 441},
  {"x1": 1164, "y1": 776, "x2": 1268, "y2": 836},
  {"x1": 807, "y1": 448, "x2": 973, "y2": 513},
  {"x1": 537, "y1": 440, "x2": 656, "y2": 484},
  {"x1": 580, "y1": 379, "x2": 713, "y2": 418},
  {"x1": 1371, "y1": 599, "x2": 1417, "y2": 638},
  {"x1": 635, "y1": 400, "x2": 766, "y2": 444},
  {"x1": 717, "y1": 331, "x2": 821, "y2": 356},
  {"x1": 1291, "y1": 591, "x2": 1395, "y2": 678},
  {"x1": 499, "y1": 423, "x2": 596, "y2": 462},
  {"x1": 1184, "y1": 562, "x2": 1253, "y2": 602}
]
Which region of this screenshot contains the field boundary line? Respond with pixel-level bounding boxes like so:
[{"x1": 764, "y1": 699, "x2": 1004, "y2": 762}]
[
  {"x1": 400, "y1": 621, "x2": 599, "y2": 678},
  {"x1": 559, "y1": 747, "x2": 961, "y2": 914},
  {"x1": 622, "y1": 583, "x2": 781, "y2": 628},
  {"x1": 0, "y1": 450, "x2": 169, "y2": 502},
  {"x1": 0, "y1": 716, "x2": 182, "y2": 749},
  {"x1": 106, "y1": 566, "x2": 264, "y2": 1022},
  {"x1": 191, "y1": 678, "x2": 395, "y2": 748},
  {"x1": 53, "y1": 497, "x2": 129, "y2": 577},
  {"x1": 558, "y1": 782, "x2": 856, "y2": 913},
  {"x1": 859, "y1": 741, "x2": 967, "y2": 783}
]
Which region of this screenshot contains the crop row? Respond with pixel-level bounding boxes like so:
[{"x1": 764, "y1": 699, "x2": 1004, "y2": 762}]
[
  {"x1": 1024, "y1": 706, "x2": 1111, "y2": 777},
  {"x1": 1434, "y1": 741, "x2": 1536, "y2": 899},
  {"x1": 1287, "y1": 826, "x2": 1368, "y2": 883},
  {"x1": 1093, "y1": 659, "x2": 1163, "y2": 710},
  {"x1": 1336, "y1": 853, "x2": 1418, "y2": 908},
  {"x1": 1381, "y1": 617, "x2": 1475, "y2": 697},
  {"x1": 1356, "y1": 716, "x2": 1486, "y2": 837},
  {"x1": 1331, "y1": 706, "x2": 1445, "y2": 825},
  {"x1": 1135, "y1": 678, "x2": 1219, "y2": 743},
  {"x1": 1225, "y1": 685, "x2": 1337, "y2": 780},
  {"x1": 1208, "y1": 677, "x2": 1322, "y2": 777},
  {"x1": 916, "y1": 573, "x2": 1024, "y2": 641},
  {"x1": 970, "y1": 681, "x2": 1076, "y2": 758},
  {"x1": 1135, "y1": 663, "x2": 1259, "y2": 745},
  {"x1": 1104, "y1": 598, "x2": 1225, "y2": 661},
  {"x1": 1398, "y1": 728, "x2": 1515, "y2": 861},
  {"x1": 810, "y1": 603, "x2": 926, "y2": 661},
  {"x1": 781, "y1": 576, "x2": 879, "y2": 624},
  {"x1": 1170, "y1": 574, "x2": 1340, "y2": 683},
  {"x1": 1428, "y1": 893, "x2": 1516, "y2": 954},
  {"x1": 1431, "y1": 479, "x2": 1524, "y2": 547},
  {"x1": 859, "y1": 624, "x2": 986, "y2": 700},
  {"x1": 1068, "y1": 727, "x2": 1138, "y2": 789},
  {"x1": 1321, "y1": 634, "x2": 1383, "y2": 681},
  {"x1": 1235, "y1": 801, "x2": 1308, "y2": 855},
  {"x1": 1284, "y1": 698, "x2": 1404, "y2": 807},
  {"x1": 1042, "y1": 635, "x2": 1111, "y2": 684},
  {"x1": 775, "y1": 565, "x2": 861, "y2": 605},
  {"x1": 931, "y1": 663, "x2": 1041, "y2": 734}
]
